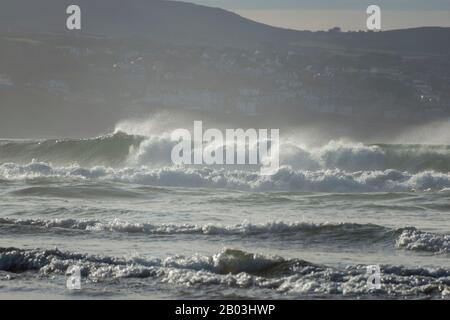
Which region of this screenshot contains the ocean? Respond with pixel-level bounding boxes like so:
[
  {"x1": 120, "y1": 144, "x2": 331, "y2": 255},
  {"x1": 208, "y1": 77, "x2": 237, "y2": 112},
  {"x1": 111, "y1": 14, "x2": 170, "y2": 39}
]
[{"x1": 0, "y1": 131, "x2": 449, "y2": 299}]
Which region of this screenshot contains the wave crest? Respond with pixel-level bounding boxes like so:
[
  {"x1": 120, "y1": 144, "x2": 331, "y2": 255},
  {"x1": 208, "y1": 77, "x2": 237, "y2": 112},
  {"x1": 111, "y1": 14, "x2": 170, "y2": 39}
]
[
  {"x1": 2, "y1": 133, "x2": 450, "y2": 174},
  {"x1": 396, "y1": 229, "x2": 450, "y2": 254},
  {"x1": 2, "y1": 162, "x2": 450, "y2": 192},
  {"x1": 1, "y1": 247, "x2": 449, "y2": 297},
  {"x1": 2, "y1": 218, "x2": 449, "y2": 254}
]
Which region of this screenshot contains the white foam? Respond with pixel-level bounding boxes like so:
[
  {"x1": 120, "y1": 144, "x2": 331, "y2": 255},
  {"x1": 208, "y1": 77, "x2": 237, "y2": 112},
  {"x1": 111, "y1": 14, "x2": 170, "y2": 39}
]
[
  {"x1": 2, "y1": 161, "x2": 450, "y2": 192},
  {"x1": 3, "y1": 217, "x2": 449, "y2": 254},
  {"x1": 0, "y1": 217, "x2": 381, "y2": 236},
  {"x1": 396, "y1": 229, "x2": 450, "y2": 254},
  {"x1": 1, "y1": 247, "x2": 449, "y2": 297}
]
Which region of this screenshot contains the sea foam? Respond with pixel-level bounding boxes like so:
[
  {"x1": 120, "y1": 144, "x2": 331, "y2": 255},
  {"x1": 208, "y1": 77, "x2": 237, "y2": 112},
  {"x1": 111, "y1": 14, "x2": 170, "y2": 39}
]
[
  {"x1": 1, "y1": 161, "x2": 450, "y2": 192},
  {"x1": 1, "y1": 247, "x2": 448, "y2": 298}
]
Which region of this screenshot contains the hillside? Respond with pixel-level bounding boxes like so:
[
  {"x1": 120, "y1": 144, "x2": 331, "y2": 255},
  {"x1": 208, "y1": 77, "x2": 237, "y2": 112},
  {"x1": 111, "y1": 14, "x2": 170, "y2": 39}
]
[
  {"x1": 0, "y1": 0, "x2": 449, "y2": 53},
  {"x1": 0, "y1": 0, "x2": 449, "y2": 138},
  {"x1": 0, "y1": 0, "x2": 299, "y2": 48}
]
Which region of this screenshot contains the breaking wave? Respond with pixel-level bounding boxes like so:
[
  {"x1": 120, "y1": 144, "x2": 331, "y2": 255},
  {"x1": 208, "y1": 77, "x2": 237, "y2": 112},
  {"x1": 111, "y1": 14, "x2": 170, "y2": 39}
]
[
  {"x1": 2, "y1": 128, "x2": 450, "y2": 193},
  {"x1": 0, "y1": 217, "x2": 388, "y2": 237},
  {"x1": 2, "y1": 132, "x2": 450, "y2": 173},
  {"x1": 1, "y1": 161, "x2": 450, "y2": 192},
  {"x1": 1, "y1": 247, "x2": 449, "y2": 297},
  {"x1": 1, "y1": 218, "x2": 448, "y2": 254},
  {"x1": 396, "y1": 229, "x2": 450, "y2": 254}
]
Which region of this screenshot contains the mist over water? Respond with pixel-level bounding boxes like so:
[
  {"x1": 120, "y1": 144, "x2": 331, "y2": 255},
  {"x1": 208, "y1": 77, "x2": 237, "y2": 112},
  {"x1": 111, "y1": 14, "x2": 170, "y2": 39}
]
[{"x1": 393, "y1": 121, "x2": 450, "y2": 145}]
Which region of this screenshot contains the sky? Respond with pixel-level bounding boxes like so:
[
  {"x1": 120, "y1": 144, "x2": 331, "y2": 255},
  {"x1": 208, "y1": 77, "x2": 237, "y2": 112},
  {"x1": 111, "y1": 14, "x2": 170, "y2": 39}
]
[{"x1": 188, "y1": 0, "x2": 450, "y2": 31}]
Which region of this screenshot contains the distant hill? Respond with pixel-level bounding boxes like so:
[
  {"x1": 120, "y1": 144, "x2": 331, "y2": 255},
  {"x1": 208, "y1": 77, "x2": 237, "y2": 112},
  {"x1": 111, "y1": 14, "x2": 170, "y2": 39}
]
[
  {"x1": 0, "y1": 0, "x2": 299, "y2": 48},
  {"x1": 333, "y1": 27, "x2": 450, "y2": 55},
  {"x1": 0, "y1": 0, "x2": 449, "y2": 53}
]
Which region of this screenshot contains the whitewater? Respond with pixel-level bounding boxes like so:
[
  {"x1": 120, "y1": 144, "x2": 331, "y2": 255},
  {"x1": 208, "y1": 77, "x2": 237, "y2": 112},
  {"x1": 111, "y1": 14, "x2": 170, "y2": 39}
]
[{"x1": 1, "y1": 128, "x2": 449, "y2": 299}]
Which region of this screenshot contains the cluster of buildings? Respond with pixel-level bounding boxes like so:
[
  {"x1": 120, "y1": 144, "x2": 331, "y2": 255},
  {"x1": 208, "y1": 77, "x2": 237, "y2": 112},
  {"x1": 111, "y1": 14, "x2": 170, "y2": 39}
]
[{"x1": 2, "y1": 41, "x2": 449, "y2": 122}]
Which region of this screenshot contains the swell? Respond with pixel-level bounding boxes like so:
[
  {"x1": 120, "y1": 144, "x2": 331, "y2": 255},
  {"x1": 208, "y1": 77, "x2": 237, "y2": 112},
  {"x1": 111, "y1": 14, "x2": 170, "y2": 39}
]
[
  {"x1": 0, "y1": 247, "x2": 449, "y2": 297},
  {"x1": 0, "y1": 132, "x2": 143, "y2": 167},
  {"x1": 10, "y1": 184, "x2": 144, "y2": 199},
  {"x1": 1, "y1": 217, "x2": 448, "y2": 254}
]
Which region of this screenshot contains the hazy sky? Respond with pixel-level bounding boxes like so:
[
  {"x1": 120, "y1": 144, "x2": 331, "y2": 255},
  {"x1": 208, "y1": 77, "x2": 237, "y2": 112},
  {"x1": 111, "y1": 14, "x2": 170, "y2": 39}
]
[{"x1": 189, "y1": 0, "x2": 450, "y2": 31}]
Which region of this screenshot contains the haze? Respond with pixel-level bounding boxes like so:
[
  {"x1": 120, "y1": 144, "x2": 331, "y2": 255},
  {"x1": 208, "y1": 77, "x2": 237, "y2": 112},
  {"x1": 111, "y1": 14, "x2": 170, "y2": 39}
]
[{"x1": 191, "y1": 0, "x2": 450, "y2": 31}]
